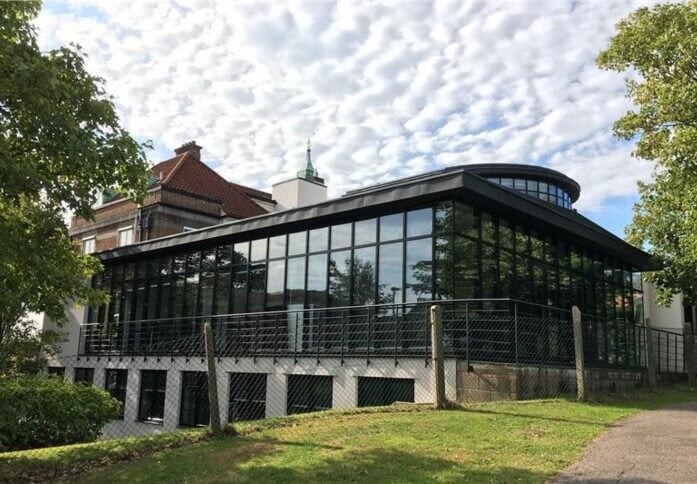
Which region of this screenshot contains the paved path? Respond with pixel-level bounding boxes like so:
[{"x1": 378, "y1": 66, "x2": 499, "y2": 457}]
[{"x1": 554, "y1": 401, "x2": 697, "y2": 483}]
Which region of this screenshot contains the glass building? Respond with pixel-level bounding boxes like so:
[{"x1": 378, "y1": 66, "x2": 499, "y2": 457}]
[{"x1": 85, "y1": 164, "x2": 650, "y2": 368}]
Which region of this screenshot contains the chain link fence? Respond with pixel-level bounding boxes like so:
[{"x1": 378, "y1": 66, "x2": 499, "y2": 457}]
[{"x1": 3, "y1": 298, "x2": 688, "y2": 456}]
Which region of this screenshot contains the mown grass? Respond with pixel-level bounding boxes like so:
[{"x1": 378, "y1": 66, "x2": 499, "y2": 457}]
[{"x1": 3, "y1": 386, "x2": 696, "y2": 483}]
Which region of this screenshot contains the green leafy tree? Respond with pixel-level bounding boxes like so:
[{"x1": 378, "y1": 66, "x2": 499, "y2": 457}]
[
  {"x1": 597, "y1": 2, "x2": 697, "y2": 305},
  {"x1": 0, "y1": 2, "x2": 150, "y2": 372}
]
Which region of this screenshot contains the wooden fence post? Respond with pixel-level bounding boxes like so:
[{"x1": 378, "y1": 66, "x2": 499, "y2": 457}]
[
  {"x1": 572, "y1": 306, "x2": 586, "y2": 401},
  {"x1": 645, "y1": 317, "x2": 657, "y2": 388},
  {"x1": 430, "y1": 305, "x2": 446, "y2": 409},
  {"x1": 204, "y1": 321, "x2": 223, "y2": 435}
]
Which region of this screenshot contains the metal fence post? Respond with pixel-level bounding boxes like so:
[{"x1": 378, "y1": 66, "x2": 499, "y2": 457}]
[
  {"x1": 572, "y1": 306, "x2": 586, "y2": 400},
  {"x1": 514, "y1": 302, "x2": 519, "y2": 365},
  {"x1": 685, "y1": 317, "x2": 695, "y2": 385},
  {"x1": 430, "y1": 304, "x2": 446, "y2": 409},
  {"x1": 645, "y1": 318, "x2": 657, "y2": 388},
  {"x1": 204, "y1": 321, "x2": 223, "y2": 436}
]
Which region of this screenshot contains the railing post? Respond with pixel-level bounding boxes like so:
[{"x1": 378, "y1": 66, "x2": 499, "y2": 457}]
[
  {"x1": 645, "y1": 318, "x2": 657, "y2": 388},
  {"x1": 465, "y1": 303, "x2": 470, "y2": 368},
  {"x1": 572, "y1": 306, "x2": 586, "y2": 401},
  {"x1": 204, "y1": 321, "x2": 223, "y2": 436},
  {"x1": 514, "y1": 302, "x2": 519, "y2": 365},
  {"x1": 430, "y1": 304, "x2": 446, "y2": 409}
]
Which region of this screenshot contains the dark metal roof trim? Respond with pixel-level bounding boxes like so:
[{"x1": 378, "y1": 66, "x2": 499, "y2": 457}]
[{"x1": 99, "y1": 167, "x2": 651, "y2": 269}]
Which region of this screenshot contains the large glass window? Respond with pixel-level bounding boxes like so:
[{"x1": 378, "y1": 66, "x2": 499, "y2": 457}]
[
  {"x1": 229, "y1": 373, "x2": 267, "y2": 422},
  {"x1": 286, "y1": 257, "x2": 306, "y2": 307},
  {"x1": 268, "y1": 235, "x2": 286, "y2": 259},
  {"x1": 288, "y1": 231, "x2": 307, "y2": 256},
  {"x1": 266, "y1": 260, "x2": 285, "y2": 309},
  {"x1": 138, "y1": 370, "x2": 166, "y2": 424},
  {"x1": 309, "y1": 227, "x2": 328, "y2": 253},
  {"x1": 354, "y1": 218, "x2": 377, "y2": 246}
]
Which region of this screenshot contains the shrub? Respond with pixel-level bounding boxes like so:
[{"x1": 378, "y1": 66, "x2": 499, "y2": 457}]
[{"x1": 0, "y1": 374, "x2": 121, "y2": 452}]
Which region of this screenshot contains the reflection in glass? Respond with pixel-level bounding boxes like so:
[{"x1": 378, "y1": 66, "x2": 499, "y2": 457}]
[
  {"x1": 288, "y1": 231, "x2": 307, "y2": 256},
  {"x1": 378, "y1": 242, "x2": 403, "y2": 304},
  {"x1": 309, "y1": 227, "x2": 328, "y2": 253},
  {"x1": 286, "y1": 257, "x2": 306, "y2": 307},
  {"x1": 266, "y1": 260, "x2": 285, "y2": 309},
  {"x1": 354, "y1": 218, "x2": 377, "y2": 246},
  {"x1": 268, "y1": 235, "x2": 286, "y2": 259},
  {"x1": 329, "y1": 250, "x2": 351, "y2": 306},
  {"x1": 250, "y1": 239, "x2": 267, "y2": 262},
  {"x1": 331, "y1": 223, "x2": 352, "y2": 250},
  {"x1": 307, "y1": 254, "x2": 328, "y2": 308},
  {"x1": 380, "y1": 213, "x2": 403, "y2": 242},
  {"x1": 407, "y1": 208, "x2": 432, "y2": 238},
  {"x1": 353, "y1": 246, "x2": 376, "y2": 305},
  {"x1": 406, "y1": 238, "x2": 432, "y2": 302}
]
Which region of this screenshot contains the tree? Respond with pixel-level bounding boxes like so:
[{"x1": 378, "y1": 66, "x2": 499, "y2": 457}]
[
  {"x1": 597, "y1": 2, "x2": 697, "y2": 305},
  {"x1": 0, "y1": 2, "x2": 150, "y2": 373}
]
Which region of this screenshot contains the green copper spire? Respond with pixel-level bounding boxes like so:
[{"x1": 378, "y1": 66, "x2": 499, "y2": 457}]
[{"x1": 297, "y1": 138, "x2": 317, "y2": 179}]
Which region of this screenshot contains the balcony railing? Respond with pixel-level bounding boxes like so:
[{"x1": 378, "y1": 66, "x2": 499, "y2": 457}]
[{"x1": 78, "y1": 298, "x2": 649, "y2": 369}]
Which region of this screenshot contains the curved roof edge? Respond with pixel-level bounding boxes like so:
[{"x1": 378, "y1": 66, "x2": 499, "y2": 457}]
[{"x1": 462, "y1": 163, "x2": 581, "y2": 203}]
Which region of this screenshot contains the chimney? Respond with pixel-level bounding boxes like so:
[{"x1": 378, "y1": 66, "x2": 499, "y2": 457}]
[{"x1": 174, "y1": 141, "x2": 202, "y2": 160}]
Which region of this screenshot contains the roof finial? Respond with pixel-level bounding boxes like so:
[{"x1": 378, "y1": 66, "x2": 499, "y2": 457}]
[{"x1": 298, "y1": 137, "x2": 317, "y2": 179}]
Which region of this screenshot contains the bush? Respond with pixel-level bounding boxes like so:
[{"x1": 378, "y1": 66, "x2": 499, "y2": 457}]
[{"x1": 0, "y1": 374, "x2": 121, "y2": 452}]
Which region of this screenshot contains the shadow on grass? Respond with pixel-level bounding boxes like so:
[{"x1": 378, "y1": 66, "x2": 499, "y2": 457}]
[{"x1": 86, "y1": 437, "x2": 550, "y2": 484}]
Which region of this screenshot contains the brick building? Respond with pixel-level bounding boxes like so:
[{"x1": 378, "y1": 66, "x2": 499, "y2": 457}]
[{"x1": 70, "y1": 142, "x2": 277, "y2": 253}]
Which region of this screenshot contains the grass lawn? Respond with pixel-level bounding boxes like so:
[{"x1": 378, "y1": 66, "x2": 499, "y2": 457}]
[{"x1": 53, "y1": 385, "x2": 697, "y2": 484}]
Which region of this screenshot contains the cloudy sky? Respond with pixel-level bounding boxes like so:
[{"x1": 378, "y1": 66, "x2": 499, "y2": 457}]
[{"x1": 37, "y1": 0, "x2": 657, "y2": 237}]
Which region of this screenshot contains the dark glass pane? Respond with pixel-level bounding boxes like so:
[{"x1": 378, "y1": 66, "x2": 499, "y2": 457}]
[
  {"x1": 514, "y1": 178, "x2": 526, "y2": 190},
  {"x1": 201, "y1": 248, "x2": 216, "y2": 273},
  {"x1": 180, "y1": 372, "x2": 209, "y2": 427},
  {"x1": 501, "y1": 178, "x2": 513, "y2": 188},
  {"x1": 288, "y1": 231, "x2": 307, "y2": 256},
  {"x1": 184, "y1": 273, "x2": 199, "y2": 317},
  {"x1": 455, "y1": 203, "x2": 478, "y2": 238},
  {"x1": 378, "y1": 242, "x2": 403, "y2": 304},
  {"x1": 515, "y1": 226, "x2": 528, "y2": 255},
  {"x1": 248, "y1": 262, "x2": 266, "y2": 311},
  {"x1": 309, "y1": 227, "x2": 328, "y2": 253},
  {"x1": 214, "y1": 270, "x2": 231, "y2": 314},
  {"x1": 251, "y1": 239, "x2": 267, "y2": 262},
  {"x1": 482, "y1": 243, "x2": 497, "y2": 298},
  {"x1": 357, "y1": 377, "x2": 414, "y2": 407},
  {"x1": 354, "y1": 218, "x2": 377, "y2": 246},
  {"x1": 481, "y1": 212, "x2": 495, "y2": 244},
  {"x1": 138, "y1": 370, "x2": 166, "y2": 423},
  {"x1": 159, "y1": 257, "x2": 173, "y2": 277},
  {"x1": 499, "y1": 219, "x2": 513, "y2": 251},
  {"x1": 331, "y1": 223, "x2": 352, "y2": 250},
  {"x1": 200, "y1": 273, "x2": 215, "y2": 316},
  {"x1": 406, "y1": 238, "x2": 432, "y2": 302},
  {"x1": 287, "y1": 375, "x2": 333, "y2": 414},
  {"x1": 499, "y1": 249, "x2": 513, "y2": 297},
  {"x1": 217, "y1": 245, "x2": 232, "y2": 272},
  {"x1": 268, "y1": 235, "x2": 286, "y2": 259},
  {"x1": 105, "y1": 369, "x2": 128, "y2": 419},
  {"x1": 329, "y1": 250, "x2": 351, "y2": 307},
  {"x1": 159, "y1": 279, "x2": 171, "y2": 319},
  {"x1": 435, "y1": 201, "x2": 453, "y2": 234},
  {"x1": 380, "y1": 213, "x2": 403, "y2": 242},
  {"x1": 229, "y1": 373, "x2": 267, "y2": 422},
  {"x1": 74, "y1": 368, "x2": 94, "y2": 385},
  {"x1": 234, "y1": 242, "x2": 249, "y2": 264},
  {"x1": 453, "y1": 236, "x2": 478, "y2": 299},
  {"x1": 286, "y1": 257, "x2": 306, "y2": 307},
  {"x1": 307, "y1": 253, "x2": 328, "y2": 309},
  {"x1": 173, "y1": 254, "x2": 186, "y2": 275},
  {"x1": 232, "y1": 266, "x2": 248, "y2": 313},
  {"x1": 434, "y1": 235, "x2": 452, "y2": 299},
  {"x1": 407, "y1": 208, "x2": 432, "y2": 238},
  {"x1": 186, "y1": 251, "x2": 201, "y2": 273},
  {"x1": 266, "y1": 260, "x2": 285, "y2": 309},
  {"x1": 353, "y1": 246, "x2": 376, "y2": 305}
]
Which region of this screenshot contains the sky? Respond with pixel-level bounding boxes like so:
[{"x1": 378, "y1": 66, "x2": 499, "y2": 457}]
[{"x1": 36, "y1": 0, "x2": 658, "y2": 237}]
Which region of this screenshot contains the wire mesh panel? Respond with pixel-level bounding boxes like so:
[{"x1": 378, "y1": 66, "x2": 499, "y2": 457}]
[{"x1": 229, "y1": 373, "x2": 267, "y2": 422}]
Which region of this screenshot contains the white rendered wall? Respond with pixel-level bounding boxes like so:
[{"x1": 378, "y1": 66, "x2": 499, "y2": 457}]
[
  {"x1": 52, "y1": 355, "x2": 457, "y2": 440},
  {"x1": 272, "y1": 178, "x2": 327, "y2": 210},
  {"x1": 643, "y1": 282, "x2": 685, "y2": 333}
]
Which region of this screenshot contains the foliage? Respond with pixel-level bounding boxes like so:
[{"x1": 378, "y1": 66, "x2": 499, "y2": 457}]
[
  {"x1": 0, "y1": 318, "x2": 64, "y2": 377},
  {"x1": 597, "y1": 2, "x2": 697, "y2": 305},
  {"x1": 0, "y1": 2, "x2": 150, "y2": 354},
  {"x1": 0, "y1": 374, "x2": 121, "y2": 452},
  {"x1": 5, "y1": 385, "x2": 691, "y2": 483}
]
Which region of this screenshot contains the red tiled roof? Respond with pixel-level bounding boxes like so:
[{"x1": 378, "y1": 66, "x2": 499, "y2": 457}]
[{"x1": 156, "y1": 152, "x2": 267, "y2": 219}]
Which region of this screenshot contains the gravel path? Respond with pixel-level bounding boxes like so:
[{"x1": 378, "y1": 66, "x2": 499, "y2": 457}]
[{"x1": 553, "y1": 401, "x2": 697, "y2": 483}]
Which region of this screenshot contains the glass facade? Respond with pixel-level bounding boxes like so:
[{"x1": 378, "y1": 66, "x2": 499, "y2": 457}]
[
  {"x1": 90, "y1": 197, "x2": 643, "y2": 367},
  {"x1": 486, "y1": 176, "x2": 573, "y2": 209}
]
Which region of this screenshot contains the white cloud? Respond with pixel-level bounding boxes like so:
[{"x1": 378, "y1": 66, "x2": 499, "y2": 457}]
[{"x1": 37, "y1": 0, "x2": 660, "y2": 213}]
